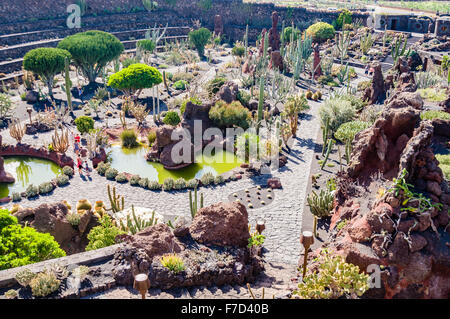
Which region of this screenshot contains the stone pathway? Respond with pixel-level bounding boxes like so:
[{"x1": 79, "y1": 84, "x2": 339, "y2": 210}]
[{"x1": 84, "y1": 261, "x2": 298, "y2": 299}]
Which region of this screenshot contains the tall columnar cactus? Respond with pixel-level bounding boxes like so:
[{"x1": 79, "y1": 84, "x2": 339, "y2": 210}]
[
  {"x1": 322, "y1": 117, "x2": 330, "y2": 156},
  {"x1": 64, "y1": 57, "x2": 72, "y2": 113},
  {"x1": 163, "y1": 71, "x2": 171, "y2": 95},
  {"x1": 189, "y1": 186, "x2": 204, "y2": 219},
  {"x1": 256, "y1": 75, "x2": 265, "y2": 135},
  {"x1": 293, "y1": 34, "x2": 313, "y2": 80},
  {"x1": 321, "y1": 139, "x2": 334, "y2": 170},
  {"x1": 391, "y1": 35, "x2": 411, "y2": 63},
  {"x1": 280, "y1": 20, "x2": 285, "y2": 58},
  {"x1": 244, "y1": 24, "x2": 249, "y2": 59},
  {"x1": 106, "y1": 184, "x2": 125, "y2": 214}
]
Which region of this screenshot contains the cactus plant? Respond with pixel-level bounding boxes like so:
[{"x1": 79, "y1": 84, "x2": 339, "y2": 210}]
[
  {"x1": 321, "y1": 139, "x2": 334, "y2": 170},
  {"x1": 189, "y1": 186, "x2": 204, "y2": 219},
  {"x1": 106, "y1": 184, "x2": 124, "y2": 214},
  {"x1": 64, "y1": 57, "x2": 72, "y2": 112},
  {"x1": 119, "y1": 205, "x2": 158, "y2": 235},
  {"x1": 307, "y1": 189, "x2": 334, "y2": 236},
  {"x1": 391, "y1": 35, "x2": 411, "y2": 63},
  {"x1": 51, "y1": 128, "x2": 69, "y2": 153},
  {"x1": 9, "y1": 119, "x2": 25, "y2": 144}
]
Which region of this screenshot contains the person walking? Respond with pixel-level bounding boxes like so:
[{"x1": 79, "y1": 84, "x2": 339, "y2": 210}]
[
  {"x1": 77, "y1": 156, "x2": 83, "y2": 176},
  {"x1": 74, "y1": 139, "x2": 80, "y2": 156},
  {"x1": 84, "y1": 160, "x2": 91, "y2": 177}
]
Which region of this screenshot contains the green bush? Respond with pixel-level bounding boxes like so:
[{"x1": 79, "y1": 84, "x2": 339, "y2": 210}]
[
  {"x1": 138, "y1": 178, "x2": 149, "y2": 188},
  {"x1": 25, "y1": 185, "x2": 39, "y2": 198},
  {"x1": 209, "y1": 100, "x2": 251, "y2": 130},
  {"x1": 115, "y1": 173, "x2": 128, "y2": 183},
  {"x1": 23, "y1": 48, "x2": 71, "y2": 97},
  {"x1": 189, "y1": 28, "x2": 211, "y2": 58},
  {"x1": 75, "y1": 116, "x2": 94, "y2": 134},
  {"x1": 86, "y1": 215, "x2": 125, "y2": 251},
  {"x1": 163, "y1": 178, "x2": 175, "y2": 191},
  {"x1": 237, "y1": 90, "x2": 251, "y2": 108},
  {"x1": 62, "y1": 166, "x2": 74, "y2": 177},
  {"x1": 173, "y1": 80, "x2": 188, "y2": 90},
  {"x1": 38, "y1": 182, "x2": 55, "y2": 195},
  {"x1": 231, "y1": 45, "x2": 245, "y2": 57},
  {"x1": 108, "y1": 63, "x2": 162, "y2": 98},
  {"x1": 137, "y1": 39, "x2": 156, "y2": 53},
  {"x1": 57, "y1": 30, "x2": 124, "y2": 84},
  {"x1": 56, "y1": 174, "x2": 70, "y2": 186},
  {"x1": 96, "y1": 162, "x2": 111, "y2": 176},
  {"x1": 174, "y1": 178, "x2": 187, "y2": 190},
  {"x1": 335, "y1": 121, "x2": 370, "y2": 145},
  {"x1": 319, "y1": 97, "x2": 356, "y2": 133},
  {"x1": 0, "y1": 210, "x2": 65, "y2": 270},
  {"x1": 420, "y1": 110, "x2": 450, "y2": 121},
  {"x1": 214, "y1": 175, "x2": 224, "y2": 185},
  {"x1": 336, "y1": 9, "x2": 352, "y2": 29},
  {"x1": 282, "y1": 26, "x2": 300, "y2": 43},
  {"x1": 436, "y1": 154, "x2": 450, "y2": 181},
  {"x1": 187, "y1": 179, "x2": 198, "y2": 189},
  {"x1": 105, "y1": 168, "x2": 119, "y2": 180},
  {"x1": 11, "y1": 192, "x2": 21, "y2": 202},
  {"x1": 180, "y1": 96, "x2": 202, "y2": 115},
  {"x1": 162, "y1": 111, "x2": 181, "y2": 126},
  {"x1": 147, "y1": 131, "x2": 156, "y2": 146},
  {"x1": 129, "y1": 175, "x2": 141, "y2": 186},
  {"x1": 306, "y1": 22, "x2": 335, "y2": 43},
  {"x1": 206, "y1": 77, "x2": 226, "y2": 97},
  {"x1": 148, "y1": 180, "x2": 161, "y2": 190},
  {"x1": 120, "y1": 129, "x2": 139, "y2": 148},
  {"x1": 200, "y1": 172, "x2": 215, "y2": 186},
  {"x1": 172, "y1": 72, "x2": 194, "y2": 83}
]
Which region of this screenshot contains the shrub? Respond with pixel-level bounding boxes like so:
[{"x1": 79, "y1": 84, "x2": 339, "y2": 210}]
[
  {"x1": 319, "y1": 97, "x2": 356, "y2": 133},
  {"x1": 180, "y1": 96, "x2": 202, "y2": 115},
  {"x1": 147, "y1": 131, "x2": 156, "y2": 146},
  {"x1": 148, "y1": 180, "x2": 161, "y2": 190},
  {"x1": 237, "y1": 90, "x2": 251, "y2": 108},
  {"x1": 66, "y1": 212, "x2": 81, "y2": 227},
  {"x1": 137, "y1": 39, "x2": 156, "y2": 53},
  {"x1": 105, "y1": 168, "x2": 119, "y2": 180},
  {"x1": 173, "y1": 79, "x2": 188, "y2": 91},
  {"x1": 172, "y1": 72, "x2": 194, "y2": 83},
  {"x1": 282, "y1": 26, "x2": 300, "y2": 43},
  {"x1": 75, "y1": 116, "x2": 94, "y2": 134},
  {"x1": 62, "y1": 166, "x2": 74, "y2": 177},
  {"x1": 214, "y1": 175, "x2": 224, "y2": 185},
  {"x1": 436, "y1": 154, "x2": 450, "y2": 181},
  {"x1": 206, "y1": 77, "x2": 226, "y2": 97},
  {"x1": 335, "y1": 121, "x2": 370, "y2": 145},
  {"x1": 138, "y1": 178, "x2": 149, "y2": 188},
  {"x1": 23, "y1": 47, "x2": 71, "y2": 97},
  {"x1": 160, "y1": 253, "x2": 185, "y2": 273},
  {"x1": 415, "y1": 71, "x2": 442, "y2": 89},
  {"x1": 56, "y1": 174, "x2": 69, "y2": 186},
  {"x1": 163, "y1": 111, "x2": 181, "y2": 126},
  {"x1": 306, "y1": 22, "x2": 335, "y2": 43},
  {"x1": 25, "y1": 184, "x2": 39, "y2": 198},
  {"x1": 187, "y1": 179, "x2": 198, "y2": 189},
  {"x1": 129, "y1": 175, "x2": 141, "y2": 186},
  {"x1": 86, "y1": 215, "x2": 125, "y2": 251},
  {"x1": 29, "y1": 270, "x2": 61, "y2": 297},
  {"x1": 58, "y1": 30, "x2": 124, "y2": 84},
  {"x1": 163, "y1": 178, "x2": 175, "y2": 191},
  {"x1": 231, "y1": 45, "x2": 245, "y2": 57},
  {"x1": 121, "y1": 129, "x2": 139, "y2": 148},
  {"x1": 0, "y1": 93, "x2": 13, "y2": 120},
  {"x1": 96, "y1": 162, "x2": 111, "y2": 176},
  {"x1": 418, "y1": 88, "x2": 447, "y2": 102},
  {"x1": 292, "y1": 249, "x2": 369, "y2": 299},
  {"x1": 189, "y1": 27, "x2": 211, "y2": 58},
  {"x1": 209, "y1": 100, "x2": 251, "y2": 129},
  {"x1": 421, "y1": 110, "x2": 450, "y2": 121},
  {"x1": 336, "y1": 9, "x2": 352, "y2": 29},
  {"x1": 108, "y1": 63, "x2": 162, "y2": 98},
  {"x1": 200, "y1": 172, "x2": 215, "y2": 186},
  {"x1": 0, "y1": 210, "x2": 65, "y2": 270},
  {"x1": 38, "y1": 182, "x2": 55, "y2": 195},
  {"x1": 174, "y1": 178, "x2": 187, "y2": 190},
  {"x1": 115, "y1": 173, "x2": 128, "y2": 183},
  {"x1": 11, "y1": 192, "x2": 21, "y2": 202}
]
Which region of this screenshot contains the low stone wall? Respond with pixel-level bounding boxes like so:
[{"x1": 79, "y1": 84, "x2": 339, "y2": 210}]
[{"x1": 0, "y1": 143, "x2": 74, "y2": 169}]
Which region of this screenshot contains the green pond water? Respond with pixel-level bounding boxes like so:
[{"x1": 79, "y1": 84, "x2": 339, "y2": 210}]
[
  {"x1": 108, "y1": 144, "x2": 242, "y2": 183},
  {"x1": 0, "y1": 156, "x2": 63, "y2": 198}
]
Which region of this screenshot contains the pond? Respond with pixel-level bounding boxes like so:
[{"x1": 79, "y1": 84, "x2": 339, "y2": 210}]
[
  {"x1": 0, "y1": 156, "x2": 63, "y2": 198},
  {"x1": 108, "y1": 144, "x2": 242, "y2": 183}
]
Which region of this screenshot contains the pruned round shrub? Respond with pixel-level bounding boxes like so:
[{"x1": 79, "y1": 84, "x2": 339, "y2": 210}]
[
  {"x1": 174, "y1": 178, "x2": 187, "y2": 190},
  {"x1": 306, "y1": 22, "x2": 335, "y2": 43},
  {"x1": 138, "y1": 178, "x2": 149, "y2": 188},
  {"x1": 0, "y1": 209, "x2": 65, "y2": 270},
  {"x1": 214, "y1": 175, "x2": 224, "y2": 185},
  {"x1": 25, "y1": 185, "x2": 39, "y2": 198},
  {"x1": 115, "y1": 173, "x2": 128, "y2": 183},
  {"x1": 129, "y1": 175, "x2": 141, "y2": 186},
  {"x1": 200, "y1": 172, "x2": 215, "y2": 186},
  {"x1": 105, "y1": 168, "x2": 119, "y2": 180},
  {"x1": 56, "y1": 174, "x2": 70, "y2": 186},
  {"x1": 108, "y1": 63, "x2": 162, "y2": 98},
  {"x1": 148, "y1": 180, "x2": 161, "y2": 190},
  {"x1": 163, "y1": 178, "x2": 175, "y2": 191},
  {"x1": 186, "y1": 179, "x2": 198, "y2": 189},
  {"x1": 38, "y1": 182, "x2": 55, "y2": 195},
  {"x1": 163, "y1": 111, "x2": 181, "y2": 126},
  {"x1": 121, "y1": 129, "x2": 139, "y2": 148},
  {"x1": 57, "y1": 30, "x2": 124, "y2": 84},
  {"x1": 75, "y1": 116, "x2": 94, "y2": 134},
  {"x1": 23, "y1": 47, "x2": 71, "y2": 97},
  {"x1": 96, "y1": 161, "x2": 111, "y2": 176},
  {"x1": 62, "y1": 166, "x2": 74, "y2": 177},
  {"x1": 173, "y1": 80, "x2": 188, "y2": 90},
  {"x1": 282, "y1": 26, "x2": 300, "y2": 43},
  {"x1": 188, "y1": 27, "x2": 211, "y2": 58},
  {"x1": 209, "y1": 100, "x2": 251, "y2": 130},
  {"x1": 336, "y1": 9, "x2": 352, "y2": 30}
]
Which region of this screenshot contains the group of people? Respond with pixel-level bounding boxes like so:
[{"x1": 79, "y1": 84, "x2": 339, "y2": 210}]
[{"x1": 72, "y1": 133, "x2": 91, "y2": 178}]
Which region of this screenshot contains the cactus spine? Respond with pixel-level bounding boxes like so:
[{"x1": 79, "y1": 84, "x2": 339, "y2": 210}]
[{"x1": 106, "y1": 184, "x2": 125, "y2": 214}]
